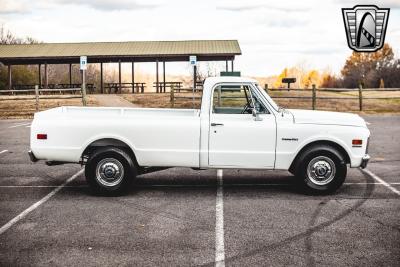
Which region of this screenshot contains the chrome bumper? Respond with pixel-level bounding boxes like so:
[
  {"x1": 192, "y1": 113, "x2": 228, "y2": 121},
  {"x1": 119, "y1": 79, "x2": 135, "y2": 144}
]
[
  {"x1": 360, "y1": 154, "x2": 370, "y2": 169},
  {"x1": 28, "y1": 150, "x2": 38, "y2": 163}
]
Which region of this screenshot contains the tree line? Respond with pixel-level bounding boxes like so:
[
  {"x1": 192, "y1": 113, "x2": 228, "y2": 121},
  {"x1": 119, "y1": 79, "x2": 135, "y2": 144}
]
[{"x1": 274, "y1": 44, "x2": 400, "y2": 89}]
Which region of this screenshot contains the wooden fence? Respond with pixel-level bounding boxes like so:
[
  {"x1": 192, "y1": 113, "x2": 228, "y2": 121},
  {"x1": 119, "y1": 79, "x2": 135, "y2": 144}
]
[
  {"x1": 170, "y1": 86, "x2": 202, "y2": 107},
  {"x1": 265, "y1": 84, "x2": 400, "y2": 111},
  {"x1": 170, "y1": 84, "x2": 400, "y2": 111},
  {"x1": 0, "y1": 85, "x2": 87, "y2": 111}
]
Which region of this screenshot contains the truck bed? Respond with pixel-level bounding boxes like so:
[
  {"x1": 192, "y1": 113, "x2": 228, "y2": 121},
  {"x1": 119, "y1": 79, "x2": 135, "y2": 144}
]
[{"x1": 31, "y1": 106, "x2": 202, "y2": 167}]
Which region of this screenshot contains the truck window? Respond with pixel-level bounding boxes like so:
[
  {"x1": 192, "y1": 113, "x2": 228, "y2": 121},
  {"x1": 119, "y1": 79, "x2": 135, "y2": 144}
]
[{"x1": 212, "y1": 84, "x2": 268, "y2": 114}]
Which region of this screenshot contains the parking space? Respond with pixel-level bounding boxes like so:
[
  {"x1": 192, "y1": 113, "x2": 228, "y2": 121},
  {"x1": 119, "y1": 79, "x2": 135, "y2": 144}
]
[{"x1": 0, "y1": 115, "x2": 399, "y2": 266}]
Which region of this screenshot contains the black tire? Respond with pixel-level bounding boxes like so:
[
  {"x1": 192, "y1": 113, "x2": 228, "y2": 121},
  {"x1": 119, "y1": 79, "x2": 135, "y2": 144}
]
[
  {"x1": 294, "y1": 145, "x2": 347, "y2": 194},
  {"x1": 85, "y1": 147, "x2": 136, "y2": 196}
]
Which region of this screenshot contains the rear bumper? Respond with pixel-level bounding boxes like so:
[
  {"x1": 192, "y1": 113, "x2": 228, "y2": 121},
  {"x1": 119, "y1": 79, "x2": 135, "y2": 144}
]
[
  {"x1": 28, "y1": 150, "x2": 38, "y2": 163},
  {"x1": 360, "y1": 154, "x2": 370, "y2": 169}
]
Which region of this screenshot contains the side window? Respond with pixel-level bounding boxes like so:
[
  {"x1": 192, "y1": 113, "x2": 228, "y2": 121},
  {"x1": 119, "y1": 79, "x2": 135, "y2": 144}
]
[{"x1": 212, "y1": 84, "x2": 268, "y2": 114}]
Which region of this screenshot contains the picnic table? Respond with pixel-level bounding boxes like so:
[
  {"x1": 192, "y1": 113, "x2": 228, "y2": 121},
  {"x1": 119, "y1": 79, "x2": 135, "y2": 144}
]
[
  {"x1": 104, "y1": 82, "x2": 146, "y2": 94},
  {"x1": 153, "y1": 81, "x2": 182, "y2": 93}
]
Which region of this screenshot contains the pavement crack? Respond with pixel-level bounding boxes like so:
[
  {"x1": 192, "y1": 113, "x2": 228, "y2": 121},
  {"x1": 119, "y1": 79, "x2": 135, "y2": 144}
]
[{"x1": 305, "y1": 201, "x2": 327, "y2": 267}]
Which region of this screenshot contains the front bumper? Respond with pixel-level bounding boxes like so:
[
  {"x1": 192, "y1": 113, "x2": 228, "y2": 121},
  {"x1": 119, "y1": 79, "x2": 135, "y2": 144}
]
[
  {"x1": 28, "y1": 150, "x2": 38, "y2": 163},
  {"x1": 360, "y1": 154, "x2": 370, "y2": 169}
]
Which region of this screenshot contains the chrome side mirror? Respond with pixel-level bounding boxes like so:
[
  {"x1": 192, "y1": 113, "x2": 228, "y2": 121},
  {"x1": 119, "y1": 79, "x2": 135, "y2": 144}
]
[{"x1": 252, "y1": 108, "x2": 263, "y2": 121}]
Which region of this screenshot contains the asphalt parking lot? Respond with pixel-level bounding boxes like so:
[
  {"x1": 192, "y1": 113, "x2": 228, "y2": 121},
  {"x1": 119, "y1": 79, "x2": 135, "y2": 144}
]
[{"x1": 0, "y1": 115, "x2": 399, "y2": 266}]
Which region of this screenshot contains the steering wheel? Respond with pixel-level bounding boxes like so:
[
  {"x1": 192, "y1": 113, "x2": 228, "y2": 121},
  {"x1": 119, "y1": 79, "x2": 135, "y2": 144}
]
[{"x1": 241, "y1": 103, "x2": 252, "y2": 114}]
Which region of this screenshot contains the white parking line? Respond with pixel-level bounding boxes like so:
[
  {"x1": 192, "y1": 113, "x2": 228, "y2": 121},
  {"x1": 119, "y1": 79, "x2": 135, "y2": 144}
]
[
  {"x1": 8, "y1": 123, "x2": 31, "y2": 129},
  {"x1": 360, "y1": 168, "x2": 400, "y2": 196},
  {"x1": 0, "y1": 169, "x2": 84, "y2": 235},
  {"x1": 215, "y1": 169, "x2": 225, "y2": 267},
  {"x1": 0, "y1": 150, "x2": 8, "y2": 154}
]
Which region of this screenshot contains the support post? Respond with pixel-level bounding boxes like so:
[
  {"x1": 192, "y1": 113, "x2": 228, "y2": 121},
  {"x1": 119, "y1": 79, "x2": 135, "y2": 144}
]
[
  {"x1": 69, "y1": 64, "x2": 72, "y2": 87},
  {"x1": 231, "y1": 60, "x2": 234, "y2": 72},
  {"x1": 264, "y1": 84, "x2": 268, "y2": 93},
  {"x1": 81, "y1": 69, "x2": 87, "y2": 106},
  {"x1": 225, "y1": 60, "x2": 228, "y2": 72},
  {"x1": 44, "y1": 63, "x2": 48, "y2": 89},
  {"x1": 38, "y1": 64, "x2": 42, "y2": 89},
  {"x1": 7, "y1": 65, "x2": 12, "y2": 90},
  {"x1": 131, "y1": 62, "x2": 135, "y2": 93},
  {"x1": 35, "y1": 85, "x2": 39, "y2": 112},
  {"x1": 118, "y1": 60, "x2": 122, "y2": 94},
  {"x1": 312, "y1": 84, "x2": 316, "y2": 110},
  {"x1": 100, "y1": 62, "x2": 104, "y2": 94},
  {"x1": 163, "y1": 61, "x2": 166, "y2": 93},
  {"x1": 359, "y1": 84, "x2": 363, "y2": 111},
  {"x1": 170, "y1": 85, "x2": 175, "y2": 107},
  {"x1": 193, "y1": 65, "x2": 197, "y2": 90},
  {"x1": 156, "y1": 60, "x2": 159, "y2": 93},
  {"x1": 193, "y1": 64, "x2": 196, "y2": 109}
]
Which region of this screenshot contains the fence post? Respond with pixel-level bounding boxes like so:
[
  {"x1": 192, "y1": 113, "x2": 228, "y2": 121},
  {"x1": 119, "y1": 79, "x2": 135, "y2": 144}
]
[
  {"x1": 81, "y1": 69, "x2": 87, "y2": 106},
  {"x1": 35, "y1": 85, "x2": 39, "y2": 112},
  {"x1": 170, "y1": 85, "x2": 175, "y2": 107},
  {"x1": 264, "y1": 84, "x2": 268, "y2": 93},
  {"x1": 312, "y1": 84, "x2": 316, "y2": 110},
  {"x1": 358, "y1": 84, "x2": 363, "y2": 111}
]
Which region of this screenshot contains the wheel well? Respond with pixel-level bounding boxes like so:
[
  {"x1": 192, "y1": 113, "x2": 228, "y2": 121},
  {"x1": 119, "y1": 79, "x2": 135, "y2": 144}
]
[
  {"x1": 82, "y1": 138, "x2": 139, "y2": 167},
  {"x1": 288, "y1": 140, "x2": 350, "y2": 174}
]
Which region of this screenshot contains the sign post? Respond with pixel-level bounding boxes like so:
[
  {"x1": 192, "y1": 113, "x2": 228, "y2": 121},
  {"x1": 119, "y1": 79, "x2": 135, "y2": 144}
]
[
  {"x1": 80, "y1": 56, "x2": 87, "y2": 106},
  {"x1": 189, "y1": 55, "x2": 197, "y2": 108},
  {"x1": 282, "y1": 77, "x2": 296, "y2": 90}
]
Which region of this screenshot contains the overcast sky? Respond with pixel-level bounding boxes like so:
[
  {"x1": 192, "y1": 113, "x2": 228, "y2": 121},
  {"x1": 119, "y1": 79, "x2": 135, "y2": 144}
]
[{"x1": 0, "y1": 0, "x2": 399, "y2": 76}]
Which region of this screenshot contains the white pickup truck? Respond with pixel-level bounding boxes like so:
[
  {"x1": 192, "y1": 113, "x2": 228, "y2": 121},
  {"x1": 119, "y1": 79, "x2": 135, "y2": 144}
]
[{"x1": 29, "y1": 77, "x2": 370, "y2": 195}]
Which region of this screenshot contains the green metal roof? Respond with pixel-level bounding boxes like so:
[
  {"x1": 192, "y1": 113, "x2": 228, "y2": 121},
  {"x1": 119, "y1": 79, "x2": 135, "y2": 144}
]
[{"x1": 0, "y1": 40, "x2": 241, "y2": 64}]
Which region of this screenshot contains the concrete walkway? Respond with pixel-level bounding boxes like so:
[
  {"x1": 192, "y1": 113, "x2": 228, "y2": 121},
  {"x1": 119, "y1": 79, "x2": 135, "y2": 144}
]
[{"x1": 93, "y1": 94, "x2": 137, "y2": 107}]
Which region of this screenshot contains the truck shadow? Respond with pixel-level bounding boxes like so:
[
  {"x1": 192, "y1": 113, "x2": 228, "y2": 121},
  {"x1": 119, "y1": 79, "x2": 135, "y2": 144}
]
[
  {"x1": 66, "y1": 167, "x2": 376, "y2": 198},
  {"x1": 129, "y1": 168, "x2": 303, "y2": 195}
]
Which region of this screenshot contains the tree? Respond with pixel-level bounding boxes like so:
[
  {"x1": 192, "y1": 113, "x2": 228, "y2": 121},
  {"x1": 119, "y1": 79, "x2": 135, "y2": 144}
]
[
  {"x1": 0, "y1": 26, "x2": 41, "y2": 89},
  {"x1": 321, "y1": 73, "x2": 343, "y2": 88},
  {"x1": 301, "y1": 70, "x2": 320, "y2": 89},
  {"x1": 0, "y1": 26, "x2": 103, "y2": 91},
  {"x1": 273, "y1": 68, "x2": 288, "y2": 88},
  {"x1": 341, "y1": 43, "x2": 397, "y2": 88}
]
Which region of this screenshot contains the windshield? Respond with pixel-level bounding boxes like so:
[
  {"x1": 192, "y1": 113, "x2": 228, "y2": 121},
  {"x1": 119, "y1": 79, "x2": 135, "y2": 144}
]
[{"x1": 255, "y1": 84, "x2": 279, "y2": 111}]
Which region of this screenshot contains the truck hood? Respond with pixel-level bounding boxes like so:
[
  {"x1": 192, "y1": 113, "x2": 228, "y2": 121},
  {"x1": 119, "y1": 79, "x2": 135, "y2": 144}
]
[{"x1": 287, "y1": 109, "x2": 366, "y2": 127}]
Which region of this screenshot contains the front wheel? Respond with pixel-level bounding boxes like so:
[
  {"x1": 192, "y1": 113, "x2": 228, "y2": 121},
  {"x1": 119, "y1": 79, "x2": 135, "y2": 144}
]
[
  {"x1": 85, "y1": 147, "x2": 136, "y2": 196},
  {"x1": 295, "y1": 146, "x2": 347, "y2": 194}
]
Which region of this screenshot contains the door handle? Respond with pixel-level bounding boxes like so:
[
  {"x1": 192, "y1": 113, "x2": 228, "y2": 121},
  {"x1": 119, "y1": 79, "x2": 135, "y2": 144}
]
[{"x1": 211, "y1": 123, "x2": 224, "y2": 126}]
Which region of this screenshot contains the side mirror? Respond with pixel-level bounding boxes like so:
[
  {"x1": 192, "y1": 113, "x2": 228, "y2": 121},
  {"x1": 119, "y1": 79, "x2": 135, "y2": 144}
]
[{"x1": 252, "y1": 108, "x2": 263, "y2": 121}]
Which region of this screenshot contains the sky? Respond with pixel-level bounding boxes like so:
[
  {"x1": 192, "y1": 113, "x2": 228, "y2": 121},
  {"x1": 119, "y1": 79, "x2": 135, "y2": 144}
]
[{"x1": 0, "y1": 0, "x2": 400, "y2": 77}]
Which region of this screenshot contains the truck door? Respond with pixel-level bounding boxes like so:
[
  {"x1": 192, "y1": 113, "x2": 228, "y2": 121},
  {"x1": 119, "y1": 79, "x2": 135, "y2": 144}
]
[{"x1": 208, "y1": 83, "x2": 276, "y2": 168}]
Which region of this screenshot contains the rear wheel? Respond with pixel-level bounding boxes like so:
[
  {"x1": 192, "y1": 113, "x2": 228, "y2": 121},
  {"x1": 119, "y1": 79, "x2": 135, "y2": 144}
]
[
  {"x1": 294, "y1": 145, "x2": 347, "y2": 194},
  {"x1": 85, "y1": 147, "x2": 136, "y2": 196}
]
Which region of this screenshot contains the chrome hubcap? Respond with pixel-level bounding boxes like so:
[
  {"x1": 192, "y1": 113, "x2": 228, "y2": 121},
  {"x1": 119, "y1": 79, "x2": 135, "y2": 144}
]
[
  {"x1": 95, "y1": 158, "x2": 124, "y2": 187},
  {"x1": 307, "y1": 156, "x2": 336, "y2": 185}
]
